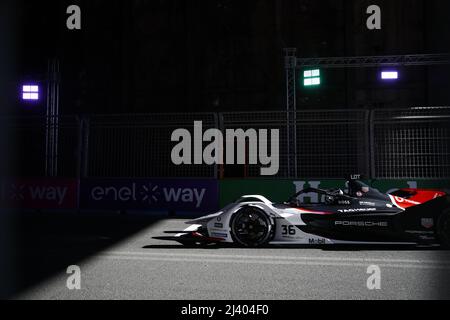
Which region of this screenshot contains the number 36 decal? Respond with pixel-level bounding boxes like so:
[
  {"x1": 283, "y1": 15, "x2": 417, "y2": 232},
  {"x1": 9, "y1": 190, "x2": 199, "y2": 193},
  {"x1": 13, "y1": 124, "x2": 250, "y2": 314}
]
[{"x1": 281, "y1": 225, "x2": 296, "y2": 235}]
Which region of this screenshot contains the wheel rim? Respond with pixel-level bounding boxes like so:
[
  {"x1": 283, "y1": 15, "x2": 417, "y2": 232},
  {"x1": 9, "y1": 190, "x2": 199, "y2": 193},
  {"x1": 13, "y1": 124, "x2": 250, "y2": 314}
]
[{"x1": 232, "y1": 207, "x2": 269, "y2": 246}]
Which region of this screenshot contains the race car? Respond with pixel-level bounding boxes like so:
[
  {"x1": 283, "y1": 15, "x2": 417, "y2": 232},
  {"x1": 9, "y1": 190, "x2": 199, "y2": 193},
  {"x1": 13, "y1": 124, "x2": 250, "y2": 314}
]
[{"x1": 154, "y1": 176, "x2": 450, "y2": 248}]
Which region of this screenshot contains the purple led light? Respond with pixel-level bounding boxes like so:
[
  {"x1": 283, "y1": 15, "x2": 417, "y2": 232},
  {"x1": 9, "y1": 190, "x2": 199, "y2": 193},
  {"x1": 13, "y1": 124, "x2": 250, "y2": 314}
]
[
  {"x1": 22, "y1": 84, "x2": 39, "y2": 101},
  {"x1": 381, "y1": 71, "x2": 399, "y2": 80}
]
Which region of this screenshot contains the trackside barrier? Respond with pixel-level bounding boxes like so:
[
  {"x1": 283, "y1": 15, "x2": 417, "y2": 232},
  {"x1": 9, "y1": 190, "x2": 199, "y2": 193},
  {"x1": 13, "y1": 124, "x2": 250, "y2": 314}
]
[
  {"x1": 79, "y1": 178, "x2": 219, "y2": 215},
  {"x1": 2, "y1": 178, "x2": 449, "y2": 216},
  {"x1": 0, "y1": 178, "x2": 78, "y2": 209}
]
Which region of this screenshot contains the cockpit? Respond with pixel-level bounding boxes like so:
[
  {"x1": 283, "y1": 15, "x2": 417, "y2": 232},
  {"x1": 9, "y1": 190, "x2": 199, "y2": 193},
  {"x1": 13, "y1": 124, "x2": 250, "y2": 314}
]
[
  {"x1": 287, "y1": 178, "x2": 390, "y2": 207},
  {"x1": 346, "y1": 180, "x2": 389, "y2": 201}
]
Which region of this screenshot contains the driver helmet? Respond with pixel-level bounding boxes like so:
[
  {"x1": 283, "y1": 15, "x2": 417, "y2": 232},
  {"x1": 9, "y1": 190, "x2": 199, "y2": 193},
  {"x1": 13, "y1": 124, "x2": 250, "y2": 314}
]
[{"x1": 325, "y1": 189, "x2": 344, "y2": 203}]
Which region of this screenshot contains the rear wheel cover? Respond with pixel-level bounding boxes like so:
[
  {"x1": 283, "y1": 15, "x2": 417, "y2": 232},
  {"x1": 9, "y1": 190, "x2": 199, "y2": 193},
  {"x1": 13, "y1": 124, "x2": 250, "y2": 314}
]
[
  {"x1": 230, "y1": 206, "x2": 273, "y2": 247},
  {"x1": 437, "y1": 209, "x2": 450, "y2": 248}
]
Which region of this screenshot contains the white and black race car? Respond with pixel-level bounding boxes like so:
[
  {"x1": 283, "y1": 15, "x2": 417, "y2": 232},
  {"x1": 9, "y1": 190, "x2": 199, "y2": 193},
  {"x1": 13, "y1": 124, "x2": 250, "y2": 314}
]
[{"x1": 154, "y1": 177, "x2": 450, "y2": 248}]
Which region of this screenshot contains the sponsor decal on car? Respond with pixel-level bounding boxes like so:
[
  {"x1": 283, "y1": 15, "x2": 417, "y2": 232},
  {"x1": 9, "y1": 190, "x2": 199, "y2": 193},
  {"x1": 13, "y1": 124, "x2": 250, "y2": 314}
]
[
  {"x1": 337, "y1": 208, "x2": 377, "y2": 213},
  {"x1": 359, "y1": 201, "x2": 376, "y2": 206},
  {"x1": 335, "y1": 221, "x2": 388, "y2": 227},
  {"x1": 211, "y1": 232, "x2": 228, "y2": 238},
  {"x1": 308, "y1": 238, "x2": 326, "y2": 245},
  {"x1": 405, "y1": 230, "x2": 434, "y2": 234},
  {"x1": 390, "y1": 195, "x2": 421, "y2": 209},
  {"x1": 421, "y1": 218, "x2": 434, "y2": 229}
]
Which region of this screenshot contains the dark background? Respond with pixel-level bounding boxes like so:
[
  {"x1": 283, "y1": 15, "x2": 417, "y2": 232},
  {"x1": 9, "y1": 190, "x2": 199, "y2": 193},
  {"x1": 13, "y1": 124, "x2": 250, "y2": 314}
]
[{"x1": 10, "y1": 0, "x2": 450, "y2": 117}]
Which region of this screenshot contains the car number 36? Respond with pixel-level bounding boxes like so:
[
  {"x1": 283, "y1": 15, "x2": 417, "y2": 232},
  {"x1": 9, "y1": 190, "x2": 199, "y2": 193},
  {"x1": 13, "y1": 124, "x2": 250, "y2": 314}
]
[{"x1": 281, "y1": 225, "x2": 296, "y2": 235}]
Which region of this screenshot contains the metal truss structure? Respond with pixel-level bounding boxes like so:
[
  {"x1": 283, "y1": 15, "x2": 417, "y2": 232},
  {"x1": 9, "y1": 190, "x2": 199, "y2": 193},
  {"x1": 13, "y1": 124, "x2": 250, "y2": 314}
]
[
  {"x1": 284, "y1": 49, "x2": 450, "y2": 177},
  {"x1": 284, "y1": 48, "x2": 298, "y2": 177},
  {"x1": 295, "y1": 53, "x2": 450, "y2": 69},
  {"x1": 45, "y1": 58, "x2": 60, "y2": 177}
]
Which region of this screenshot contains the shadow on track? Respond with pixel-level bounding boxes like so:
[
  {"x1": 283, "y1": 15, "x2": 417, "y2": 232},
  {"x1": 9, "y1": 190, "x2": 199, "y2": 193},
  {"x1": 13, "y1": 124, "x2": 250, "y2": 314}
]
[
  {"x1": 7, "y1": 211, "x2": 163, "y2": 299},
  {"x1": 143, "y1": 243, "x2": 444, "y2": 251},
  {"x1": 143, "y1": 244, "x2": 221, "y2": 250}
]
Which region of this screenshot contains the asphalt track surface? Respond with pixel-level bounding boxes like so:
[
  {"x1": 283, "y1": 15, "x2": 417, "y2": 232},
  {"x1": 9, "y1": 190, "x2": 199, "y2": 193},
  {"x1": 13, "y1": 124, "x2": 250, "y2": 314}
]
[{"x1": 15, "y1": 218, "x2": 450, "y2": 300}]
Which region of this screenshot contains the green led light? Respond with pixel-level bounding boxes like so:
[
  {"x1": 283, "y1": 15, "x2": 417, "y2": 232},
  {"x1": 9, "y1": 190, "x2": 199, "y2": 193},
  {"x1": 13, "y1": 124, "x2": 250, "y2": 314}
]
[{"x1": 303, "y1": 69, "x2": 321, "y2": 87}]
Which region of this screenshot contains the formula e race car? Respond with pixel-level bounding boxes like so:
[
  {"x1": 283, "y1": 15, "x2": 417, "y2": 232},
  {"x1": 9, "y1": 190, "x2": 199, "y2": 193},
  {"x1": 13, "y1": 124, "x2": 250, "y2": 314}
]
[{"x1": 154, "y1": 177, "x2": 450, "y2": 248}]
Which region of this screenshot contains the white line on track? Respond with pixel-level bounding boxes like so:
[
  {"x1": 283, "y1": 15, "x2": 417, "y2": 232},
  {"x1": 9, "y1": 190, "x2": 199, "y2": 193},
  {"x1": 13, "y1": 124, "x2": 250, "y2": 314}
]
[{"x1": 98, "y1": 251, "x2": 450, "y2": 270}]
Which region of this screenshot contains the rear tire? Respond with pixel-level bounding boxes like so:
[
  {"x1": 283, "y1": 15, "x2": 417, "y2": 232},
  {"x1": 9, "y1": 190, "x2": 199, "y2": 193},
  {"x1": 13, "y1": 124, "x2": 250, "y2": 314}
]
[
  {"x1": 230, "y1": 206, "x2": 274, "y2": 247},
  {"x1": 437, "y1": 209, "x2": 450, "y2": 249}
]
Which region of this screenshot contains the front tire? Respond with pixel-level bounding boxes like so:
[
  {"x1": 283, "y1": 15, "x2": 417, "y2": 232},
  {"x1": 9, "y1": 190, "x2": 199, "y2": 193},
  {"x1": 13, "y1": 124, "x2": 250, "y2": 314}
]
[
  {"x1": 230, "y1": 206, "x2": 274, "y2": 247},
  {"x1": 437, "y1": 208, "x2": 450, "y2": 249}
]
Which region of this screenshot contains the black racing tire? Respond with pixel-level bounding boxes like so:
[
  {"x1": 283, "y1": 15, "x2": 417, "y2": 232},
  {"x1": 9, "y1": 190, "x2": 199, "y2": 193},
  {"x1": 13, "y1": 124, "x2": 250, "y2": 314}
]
[
  {"x1": 437, "y1": 208, "x2": 450, "y2": 249},
  {"x1": 230, "y1": 206, "x2": 274, "y2": 247}
]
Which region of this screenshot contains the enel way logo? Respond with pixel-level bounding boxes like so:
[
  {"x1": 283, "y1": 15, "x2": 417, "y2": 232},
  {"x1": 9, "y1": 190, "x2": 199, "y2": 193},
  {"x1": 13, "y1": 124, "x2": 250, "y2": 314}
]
[{"x1": 81, "y1": 179, "x2": 219, "y2": 212}]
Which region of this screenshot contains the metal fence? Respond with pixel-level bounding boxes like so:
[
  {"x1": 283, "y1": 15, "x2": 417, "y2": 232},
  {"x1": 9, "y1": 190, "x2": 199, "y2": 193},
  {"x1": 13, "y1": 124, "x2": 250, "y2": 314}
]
[
  {"x1": 85, "y1": 113, "x2": 218, "y2": 178},
  {"x1": 371, "y1": 107, "x2": 450, "y2": 179},
  {"x1": 220, "y1": 110, "x2": 369, "y2": 178},
  {"x1": 6, "y1": 116, "x2": 80, "y2": 178},
  {"x1": 295, "y1": 110, "x2": 368, "y2": 179},
  {"x1": 7, "y1": 107, "x2": 450, "y2": 179},
  {"x1": 220, "y1": 111, "x2": 290, "y2": 178}
]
